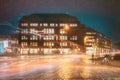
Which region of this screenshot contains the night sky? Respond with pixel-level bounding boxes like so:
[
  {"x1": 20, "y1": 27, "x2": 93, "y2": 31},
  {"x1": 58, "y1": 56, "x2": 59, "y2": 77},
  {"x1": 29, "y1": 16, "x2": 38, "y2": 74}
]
[{"x1": 0, "y1": 0, "x2": 120, "y2": 43}]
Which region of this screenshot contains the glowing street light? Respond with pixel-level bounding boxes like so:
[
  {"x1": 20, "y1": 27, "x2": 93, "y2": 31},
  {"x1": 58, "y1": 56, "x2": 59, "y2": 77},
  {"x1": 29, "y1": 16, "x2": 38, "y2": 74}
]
[{"x1": 64, "y1": 24, "x2": 70, "y2": 31}]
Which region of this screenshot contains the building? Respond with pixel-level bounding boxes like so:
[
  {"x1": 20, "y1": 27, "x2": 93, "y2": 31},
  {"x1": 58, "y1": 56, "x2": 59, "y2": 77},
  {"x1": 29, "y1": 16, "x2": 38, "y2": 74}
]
[
  {"x1": 0, "y1": 34, "x2": 18, "y2": 54},
  {"x1": 84, "y1": 27, "x2": 112, "y2": 56},
  {"x1": 0, "y1": 40, "x2": 9, "y2": 53},
  {"x1": 18, "y1": 13, "x2": 112, "y2": 56}
]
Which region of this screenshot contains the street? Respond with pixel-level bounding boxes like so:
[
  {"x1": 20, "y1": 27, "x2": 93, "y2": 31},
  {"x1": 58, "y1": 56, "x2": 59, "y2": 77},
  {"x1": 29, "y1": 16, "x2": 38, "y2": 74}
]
[{"x1": 0, "y1": 54, "x2": 120, "y2": 80}]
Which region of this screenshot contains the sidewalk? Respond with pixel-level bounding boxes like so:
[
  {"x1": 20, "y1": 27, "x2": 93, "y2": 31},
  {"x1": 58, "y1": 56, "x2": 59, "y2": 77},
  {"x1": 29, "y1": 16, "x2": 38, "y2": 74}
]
[
  {"x1": 108, "y1": 60, "x2": 120, "y2": 67},
  {"x1": 90, "y1": 57, "x2": 120, "y2": 67},
  {"x1": 0, "y1": 53, "x2": 19, "y2": 57}
]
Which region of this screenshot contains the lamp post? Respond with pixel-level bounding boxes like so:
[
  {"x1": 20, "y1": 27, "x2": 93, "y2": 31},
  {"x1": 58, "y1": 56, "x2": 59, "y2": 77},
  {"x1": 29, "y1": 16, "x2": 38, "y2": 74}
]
[{"x1": 64, "y1": 24, "x2": 70, "y2": 31}]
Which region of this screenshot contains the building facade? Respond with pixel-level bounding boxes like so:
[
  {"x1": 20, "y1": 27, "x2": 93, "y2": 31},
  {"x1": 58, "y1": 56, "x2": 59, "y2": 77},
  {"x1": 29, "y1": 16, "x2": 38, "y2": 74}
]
[
  {"x1": 84, "y1": 27, "x2": 112, "y2": 56},
  {"x1": 18, "y1": 14, "x2": 112, "y2": 56},
  {"x1": 0, "y1": 35, "x2": 18, "y2": 54},
  {"x1": 18, "y1": 14, "x2": 85, "y2": 55}
]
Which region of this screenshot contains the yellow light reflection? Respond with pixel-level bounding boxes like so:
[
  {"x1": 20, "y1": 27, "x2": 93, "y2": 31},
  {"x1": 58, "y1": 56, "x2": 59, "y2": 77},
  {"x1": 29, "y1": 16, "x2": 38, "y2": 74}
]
[
  {"x1": 57, "y1": 63, "x2": 71, "y2": 79},
  {"x1": 81, "y1": 67, "x2": 92, "y2": 79}
]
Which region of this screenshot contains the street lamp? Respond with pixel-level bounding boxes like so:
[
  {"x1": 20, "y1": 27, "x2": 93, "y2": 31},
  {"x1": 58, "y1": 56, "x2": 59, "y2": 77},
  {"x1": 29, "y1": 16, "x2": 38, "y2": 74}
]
[{"x1": 64, "y1": 24, "x2": 70, "y2": 32}]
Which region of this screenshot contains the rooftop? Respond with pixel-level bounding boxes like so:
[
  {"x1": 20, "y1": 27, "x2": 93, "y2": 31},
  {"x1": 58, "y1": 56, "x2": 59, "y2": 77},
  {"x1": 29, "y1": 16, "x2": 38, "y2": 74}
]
[{"x1": 20, "y1": 13, "x2": 80, "y2": 22}]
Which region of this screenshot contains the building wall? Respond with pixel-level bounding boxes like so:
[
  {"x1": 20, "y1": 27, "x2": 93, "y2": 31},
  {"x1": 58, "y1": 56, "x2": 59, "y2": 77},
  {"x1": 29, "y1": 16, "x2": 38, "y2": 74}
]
[
  {"x1": 84, "y1": 27, "x2": 112, "y2": 56},
  {"x1": 0, "y1": 40, "x2": 9, "y2": 53},
  {"x1": 18, "y1": 14, "x2": 85, "y2": 55},
  {"x1": 18, "y1": 14, "x2": 112, "y2": 55}
]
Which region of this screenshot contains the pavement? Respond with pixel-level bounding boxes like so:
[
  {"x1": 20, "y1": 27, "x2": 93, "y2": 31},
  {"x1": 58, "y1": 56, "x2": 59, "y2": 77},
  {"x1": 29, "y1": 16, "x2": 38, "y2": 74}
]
[
  {"x1": 108, "y1": 60, "x2": 120, "y2": 67},
  {"x1": 0, "y1": 54, "x2": 120, "y2": 80},
  {"x1": 89, "y1": 57, "x2": 120, "y2": 67}
]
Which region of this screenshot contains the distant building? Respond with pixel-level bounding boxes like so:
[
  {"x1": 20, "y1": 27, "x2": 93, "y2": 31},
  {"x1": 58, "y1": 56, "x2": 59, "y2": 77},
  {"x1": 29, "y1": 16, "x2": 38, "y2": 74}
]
[
  {"x1": 0, "y1": 34, "x2": 18, "y2": 54},
  {"x1": 0, "y1": 40, "x2": 9, "y2": 53},
  {"x1": 18, "y1": 13, "x2": 112, "y2": 56},
  {"x1": 84, "y1": 27, "x2": 112, "y2": 56},
  {"x1": 0, "y1": 42, "x2": 4, "y2": 53}
]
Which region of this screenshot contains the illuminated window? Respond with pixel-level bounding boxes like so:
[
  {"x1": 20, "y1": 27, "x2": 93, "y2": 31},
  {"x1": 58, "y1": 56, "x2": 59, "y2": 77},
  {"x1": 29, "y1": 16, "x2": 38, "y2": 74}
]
[
  {"x1": 50, "y1": 23, "x2": 54, "y2": 27},
  {"x1": 86, "y1": 47, "x2": 94, "y2": 54},
  {"x1": 50, "y1": 23, "x2": 58, "y2": 27},
  {"x1": 40, "y1": 23, "x2": 42, "y2": 26},
  {"x1": 30, "y1": 35, "x2": 38, "y2": 40},
  {"x1": 60, "y1": 36, "x2": 67, "y2": 40},
  {"x1": 43, "y1": 36, "x2": 54, "y2": 40},
  {"x1": 70, "y1": 36, "x2": 77, "y2": 40},
  {"x1": 44, "y1": 42, "x2": 46, "y2": 46},
  {"x1": 21, "y1": 42, "x2": 28, "y2": 47},
  {"x1": 30, "y1": 29, "x2": 38, "y2": 34},
  {"x1": 70, "y1": 24, "x2": 72, "y2": 27},
  {"x1": 21, "y1": 23, "x2": 28, "y2": 26},
  {"x1": 86, "y1": 43, "x2": 93, "y2": 46},
  {"x1": 44, "y1": 42, "x2": 54, "y2": 46},
  {"x1": 70, "y1": 24, "x2": 77, "y2": 27},
  {"x1": 74, "y1": 24, "x2": 77, "y2": 27},
  {"x1": 88, "y1": 40, "x2": 92, "y2": 42},
  {"x1": 30, "y1": 23, "x2": 38, "y2": 27},
  {"x1": 60, "y1": 42, "x2": 67, "y2": 46},
  {"x1": 88, "y1": 36, "x2": 94, "y2": 38},
  {"x1": 43, "y1": 28, "x2": 54, "y2": 34},
  {"x1": 21, "y1": 29, "x2": 28, "y2": 34},
  {"x1": 56, "y1": 24, "x2": 58, "y2": 27},
  {"x1": 30, "y1": 42, "x2": 38, "y2": 46},
  {"x1": 43, "y1": 23, "x2": 48, "y2": 27},
  {"x1": 60, "y1": 23, "x2": 65, "y2": 27},
  {"x1": 86, "y1": 32, "x2": 91, "y2": 34},
  {"x1": 86, "y1": 32, "x2": 96, "y2": 35},
  {"x1": 84, "y1": 36, "x2": 96, "y2": 43},
  {"x1": 21, "y1": 36, "x2": 28, "y2": 40},
  {"x1": 60, "y1": 29, "x2": 66, "y2": 34},
  {"x1": 73, "y1": 36, "x2": 77, "y2": 40}
]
